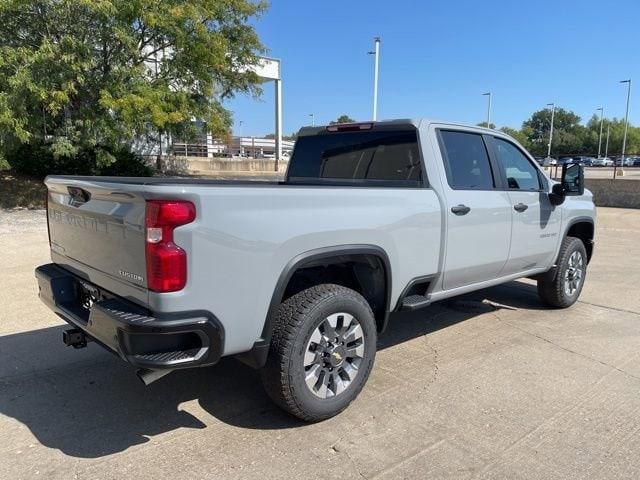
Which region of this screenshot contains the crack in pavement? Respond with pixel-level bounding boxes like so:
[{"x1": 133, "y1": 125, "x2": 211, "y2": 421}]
[
  {"x1": 576, "y1": 299, "x2": 640, "y2": 318},
  {"x1": 330, "y1": 443, "x2": 368, "y2": 479},
  {"x1": 490, "y1": 311, "x2": 640, "y2": 383},
  {"x1": 494, "y1": 282, "x2": 640, "y2": 318}
]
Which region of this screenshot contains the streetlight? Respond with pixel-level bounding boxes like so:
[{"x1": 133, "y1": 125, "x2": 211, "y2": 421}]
[
  {"x1": 616, "y1": 79, "x2": 632, "y2": 177},
  {"x1": 368, "y1": 37, "x2": 381, "y2": 121},
  {"x1": 308, "y1": 113, "x2": 315, "y2": 126},
  {"x1": 482, "y1": 92, "x2": 492, "y2": 128},
  {"x1": 547, "y1": 102, "x2": 555, "y2": 159},
  {"x1": 596, "y1": 107, "x2": 604, "y2": 158}
]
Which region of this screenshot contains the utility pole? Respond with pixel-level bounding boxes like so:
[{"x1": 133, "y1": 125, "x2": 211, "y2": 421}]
[
  {"x1": 596, "y1": 107, "x2": 604, "y2": 158},
  {"x1": 546, "y1": 103, "x2": 555, "y2": 159},
  {"x1": 616, "y1": 79, "x2": 631, "y2": 178},
  {"x1": 368, "y1": 37, "x2": 381, "y2": 121},
  {"x1": 605, "y1": 124, "x2": 610, "y2": 159},
  {"x1": 308, "y1": 113, "x2": 315, "y2": 126},
  {"x1": 482, "y1": 92, "x2": 492, "y2": 128}
]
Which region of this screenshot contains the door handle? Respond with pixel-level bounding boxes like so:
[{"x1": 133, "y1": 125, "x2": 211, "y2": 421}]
[
  {"x1": 451, "y1": 204, "x2": 471, "y2": 215},
  {"x1": 514, "y1": 203, "x2": 529, "y2": 212}
]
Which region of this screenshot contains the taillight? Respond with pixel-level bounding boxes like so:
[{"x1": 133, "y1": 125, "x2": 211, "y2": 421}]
[{"x1": 145, "y1": 200, "x2": 196, "y2": 292}]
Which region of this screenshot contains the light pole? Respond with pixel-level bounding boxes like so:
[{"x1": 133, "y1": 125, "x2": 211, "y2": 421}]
[
  {"x1": 308, "y1": 113, "x2": 315, "y2": 126},
  {"x1": 368, "y1": 37, "x2": 381, "y2": 121},
  {"x1": 605, "y1": 123, "x2": 610, "y2": 159},
  {"x1": 482, "y1": 92, "x2": 492, "y2": 128},
  {"x1": 596, "y1": 107, "x2": 604, "y2": 158},
  {"x1": 547, "y1": 103, "x2": 555, "y2": 159},
  {"x1": 616, "y1": 79, "x2": 631, "y2": 177}
]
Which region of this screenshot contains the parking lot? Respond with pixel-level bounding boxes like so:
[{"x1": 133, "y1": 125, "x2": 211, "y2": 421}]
[
  {"x1": 1, "y1": 206, "x2": 640, "y2": 479},
  {"x1": 551, "y1": 166, "x2": 640, "y2": 180}
]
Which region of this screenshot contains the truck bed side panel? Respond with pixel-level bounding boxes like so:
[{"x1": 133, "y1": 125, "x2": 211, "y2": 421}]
[{"x1": 143, "y1": 185, "x2": 442, "y2": 355}]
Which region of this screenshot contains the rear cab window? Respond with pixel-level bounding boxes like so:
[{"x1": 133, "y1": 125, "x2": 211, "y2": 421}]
[
  {"x1": 287, "y1": 127, "x2": 424, "y2": 187},
  {"x1": 437, "y1": 130, "x2": 495, "y2": 190}
]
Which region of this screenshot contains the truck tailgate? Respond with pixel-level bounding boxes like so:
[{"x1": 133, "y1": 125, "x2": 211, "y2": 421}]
[{"x1": 45, "y1": 177, "x2": 148, "y2": 303}]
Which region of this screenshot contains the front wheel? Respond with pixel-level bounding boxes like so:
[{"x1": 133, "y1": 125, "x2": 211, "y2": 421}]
[
  {"x1": 260, "y1": 284, "x2": 377, "y2": 422},
  {"x1": 538, "y1": 236, "x2": 587, "y2": 308}
]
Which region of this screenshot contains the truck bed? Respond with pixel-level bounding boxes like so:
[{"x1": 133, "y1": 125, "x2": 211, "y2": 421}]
[{"x1": 43, "y1": 174, "x2": 443, "y2": 355}]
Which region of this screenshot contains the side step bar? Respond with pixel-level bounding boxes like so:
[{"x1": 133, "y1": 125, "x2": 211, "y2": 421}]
[{"x1": 401, "y1": 294, "x2": 431, "y2": 311}]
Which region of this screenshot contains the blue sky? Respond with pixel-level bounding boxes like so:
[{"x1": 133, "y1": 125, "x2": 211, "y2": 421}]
[{"x1": 225, "y1": 0, "x2": 639, "y2": 136}]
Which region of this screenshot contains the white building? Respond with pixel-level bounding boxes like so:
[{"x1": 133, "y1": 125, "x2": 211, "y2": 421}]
[
  {"x1": 170, "y1": 134, "x2": 294, "y2": 159},
  {"x1": 229, "y1": 136, "x2": 295, "y2": 158}
]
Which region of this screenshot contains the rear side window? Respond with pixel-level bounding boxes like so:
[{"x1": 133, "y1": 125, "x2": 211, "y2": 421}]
[
  {"x1": 492, "y1": 137, "x2": 542, "y2": 190},
  {"x1": 287, "y1": 130, "x2": 423, "y2": 186},
  {"x1": 438, "y1": 130, "x2": 494, "y2": 190}
]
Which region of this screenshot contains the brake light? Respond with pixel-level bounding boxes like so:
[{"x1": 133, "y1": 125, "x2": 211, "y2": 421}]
[
  {"x1": 326, "y1": 122, "x2": 373, "y2": 132},
  {"x1": 145, "y1": 200, "x2": 196, "y2": 292}
]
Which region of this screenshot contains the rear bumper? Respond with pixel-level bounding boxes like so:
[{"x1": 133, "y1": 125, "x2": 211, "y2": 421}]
[{"x1": 35, "y1": 263, "x2": 224, "y2": 370}]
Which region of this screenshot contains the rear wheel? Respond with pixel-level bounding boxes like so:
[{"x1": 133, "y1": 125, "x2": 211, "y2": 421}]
[
  {"x1": 538, "y1": 236, "x2": 587, "y2": 308},
  {"x1": 260, "y1": 284, "x2": 376, "y2": 422}
]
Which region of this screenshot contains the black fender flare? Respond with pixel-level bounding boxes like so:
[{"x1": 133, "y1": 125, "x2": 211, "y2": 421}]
[
  {"x1": 536, "y1": 216, "x2": 595, "y2": 282},
  {"x1": 236, "y1": 244, "x2": 392, "y2": 368}
]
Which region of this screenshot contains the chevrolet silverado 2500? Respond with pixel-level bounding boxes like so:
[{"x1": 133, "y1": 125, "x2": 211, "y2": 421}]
[{"x1": 36, "y1": 119, "x2": 595, "y2": 421}]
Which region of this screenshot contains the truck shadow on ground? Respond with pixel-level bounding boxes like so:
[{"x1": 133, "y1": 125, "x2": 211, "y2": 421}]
[{"x1": 0, "y1": 281, "x2": 545, "y2": 458}]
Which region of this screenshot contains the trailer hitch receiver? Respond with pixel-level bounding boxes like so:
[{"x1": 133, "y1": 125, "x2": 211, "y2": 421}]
[{"x1": 63, "y1": 328, "x2": 89, "y2": 349}]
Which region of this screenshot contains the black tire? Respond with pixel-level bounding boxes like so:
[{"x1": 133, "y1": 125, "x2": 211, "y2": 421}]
[
  {"x1": 538, "y1": 236, "x2": 588, "y2": 308},
  {"x1": 260, "y1": 284, "x2": 377, "y2": 422}
]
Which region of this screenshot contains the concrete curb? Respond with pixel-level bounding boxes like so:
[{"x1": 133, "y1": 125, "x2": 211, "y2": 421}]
[{"x1": 585, "y1": 178, "x2": 640, "y2": 209}]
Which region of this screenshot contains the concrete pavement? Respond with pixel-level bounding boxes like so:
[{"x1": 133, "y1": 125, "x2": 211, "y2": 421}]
[{"x1": 1, "y1": 207, "x2": 640, "y2": 479}]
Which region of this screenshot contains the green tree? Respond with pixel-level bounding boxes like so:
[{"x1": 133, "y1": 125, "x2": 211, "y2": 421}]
[
  {"x1": 330, "y1": 115, "x2": 356, "y2": 124},
  {"x1": 499, "y1": 126, "x2": 532, "y2": 150},
  {"x1": 0, "y1": 0, "x2": 267, "y2": 165},
  {"x1": 602, "y1": 119, "x2": 640, "y2": 156},
  {"x1": 521, "y1": 108, "x2": 588, "y2": 155},
  {"x1": 476, "y1": 122, "x2": 496, "y2": 129}
]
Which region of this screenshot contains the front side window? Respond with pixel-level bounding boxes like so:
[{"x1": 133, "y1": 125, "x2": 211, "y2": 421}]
[
  {"x1": 493, "y1": 138, "x2": 541, "y2": 190},
  {"x1": 439, "y1": 130, "x2": 494, "y2": 190},
  {"x1": 288, "y1": 130, "x2": 422, "y2": 186}
]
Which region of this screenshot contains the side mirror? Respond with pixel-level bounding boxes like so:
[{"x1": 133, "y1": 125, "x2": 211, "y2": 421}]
[
  {"x1": 549, "y1": 163, "x2": 584, "y2": 205},
  {"x1": 562, "y1": 163, "x2": 584, "y2": 196}
]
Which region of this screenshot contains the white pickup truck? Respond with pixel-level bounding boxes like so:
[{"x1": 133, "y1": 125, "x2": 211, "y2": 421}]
[{"x1": 36, "y1": 119, "x2": 596, "y2": 421}]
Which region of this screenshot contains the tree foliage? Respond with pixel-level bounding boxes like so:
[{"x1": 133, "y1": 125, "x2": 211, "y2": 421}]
[
  {"x1": 330, "y1": 114, "x2": 356, "y2": 124},
  {"x1": 0, "y1": 0, "x2": 267, "y2": 164},
  {"x1": 503, "y1": 108, "x2": 640, "y2": 156},
  {"x1": 264, "y1": 132, "x2": 298, "y2": 141}
]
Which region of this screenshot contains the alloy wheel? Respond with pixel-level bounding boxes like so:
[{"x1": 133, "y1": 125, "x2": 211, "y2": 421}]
[
  {"x1": 303, "y1": 312, "x2": 365, "y2": 399},
  {"x1": 564, "y1": 250, "x2": 584, "y2": 296}
]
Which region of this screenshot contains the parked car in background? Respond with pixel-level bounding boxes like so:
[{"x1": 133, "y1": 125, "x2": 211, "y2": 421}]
[
  {"x1": 622, "y1": 157, "x2": 638, "y2": 167},
  {"x1": 591, "y1": 157, "x2": 613, "y2": 167},
  {"x1": 634, "y1": 158, "x2": 640, "y2": 167},
  {"x1": 572, "y1": 156, "x2": 594, "y2": 167}
]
